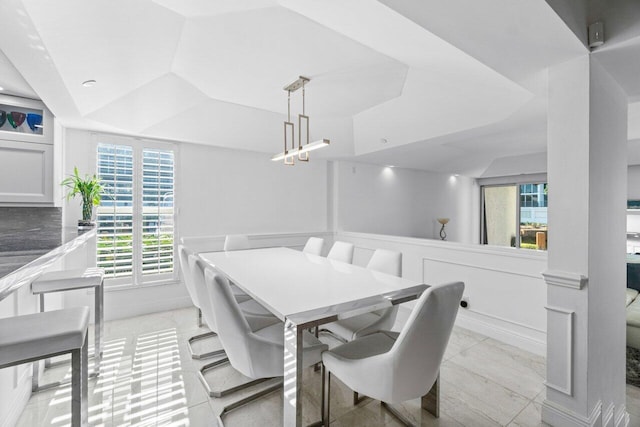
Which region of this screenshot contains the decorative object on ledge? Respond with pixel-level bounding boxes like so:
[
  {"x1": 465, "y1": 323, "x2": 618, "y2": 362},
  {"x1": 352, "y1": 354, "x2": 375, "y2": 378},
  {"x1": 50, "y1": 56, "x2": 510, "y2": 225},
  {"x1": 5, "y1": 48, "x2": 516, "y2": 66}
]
[
  {"x1": 7, "y1": 111, "x2": 25, "y2": 128},
  {"x1": 61, "y1": 167, "x2": 102, "y2": 228},
  {"x1": 437, "y1": 218, "x2": 449, "y2": 241},
  {"x1": 26, "y1": 113, "x2": 43, "y2": 131},
  {"x1": 272, "y1": 76, "x2": 330, "y2": 165},
  {"x1": 0, "y1": 103, "x2": 44, "y2": 135}
]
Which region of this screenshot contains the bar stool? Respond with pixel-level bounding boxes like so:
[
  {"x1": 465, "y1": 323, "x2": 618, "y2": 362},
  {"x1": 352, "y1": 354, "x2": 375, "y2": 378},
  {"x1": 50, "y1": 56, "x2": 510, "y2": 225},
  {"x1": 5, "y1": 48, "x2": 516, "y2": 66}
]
[
  {"x1": 31, "y1": 267, "x2": 104, "y2": 391},
  {"x1": 0, "y1": 307, "x2": 90, "y2": 427}
]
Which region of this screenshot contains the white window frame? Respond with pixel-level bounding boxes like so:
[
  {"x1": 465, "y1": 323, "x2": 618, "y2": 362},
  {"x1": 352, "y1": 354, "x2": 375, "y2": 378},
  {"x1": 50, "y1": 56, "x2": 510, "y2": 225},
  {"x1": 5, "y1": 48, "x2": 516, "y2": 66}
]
[
  {"x1": 478, "y1": 173, "x2": 547, "y2": 250},
  {"x1": 93, "y1": 133, "x2": 179, "y2": 289}
]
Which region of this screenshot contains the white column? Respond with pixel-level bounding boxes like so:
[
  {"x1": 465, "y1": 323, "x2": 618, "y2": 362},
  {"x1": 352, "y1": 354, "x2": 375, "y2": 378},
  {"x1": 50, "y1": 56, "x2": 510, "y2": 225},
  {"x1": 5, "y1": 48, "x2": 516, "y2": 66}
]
[{"x1": 543, "y1": 55, "x2": 628, "y2": 426}]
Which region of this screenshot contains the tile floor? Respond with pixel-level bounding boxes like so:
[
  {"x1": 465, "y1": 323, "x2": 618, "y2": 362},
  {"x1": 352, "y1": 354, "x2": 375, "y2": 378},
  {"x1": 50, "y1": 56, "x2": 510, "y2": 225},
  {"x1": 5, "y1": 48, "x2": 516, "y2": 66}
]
[{"x1": 16, "y1": 307, "x2": 640, "y2": 426}]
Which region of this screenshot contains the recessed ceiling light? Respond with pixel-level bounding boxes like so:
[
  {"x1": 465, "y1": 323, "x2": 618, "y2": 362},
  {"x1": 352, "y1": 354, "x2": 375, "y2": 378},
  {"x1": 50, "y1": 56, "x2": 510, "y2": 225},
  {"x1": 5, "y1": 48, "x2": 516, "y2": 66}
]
[
  {"x1": 380, "y1": 138, "x2": 388, "y2": 144},
  {"x1": 0, "y1": 86, "x2": 4, "y2": 91},
  {"x1": 82, "y1": 80, "x2": 97, "y2": 87}
]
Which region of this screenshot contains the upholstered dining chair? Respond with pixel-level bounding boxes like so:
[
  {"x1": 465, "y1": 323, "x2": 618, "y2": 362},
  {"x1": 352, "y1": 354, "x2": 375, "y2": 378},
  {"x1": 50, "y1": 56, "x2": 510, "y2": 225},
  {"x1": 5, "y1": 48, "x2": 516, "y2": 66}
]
[
  {"x1": 204, "y1": 267, "x2": 328, "y2": 425},
  {"x1": 322, "y1": 249, "x2": 402, "y2": 343},
  {"x1": 178, "y1": 245, "x2": 220, "y2": 359},
  {"x1": 302, "y1": 237, "x2": 325, "y2": 256},
  {"x1": 188, "y1": 255, "x2": 280, "y2": 397},
  {"x1": 224, "y1": 234, "x2": 250, "y2": 251},
  {"x1": 321, "y1": 281, "x2": 464, "y2": 426},
  {"x1": 327, "y1": 241, "x2": 355, "y2": 264}
]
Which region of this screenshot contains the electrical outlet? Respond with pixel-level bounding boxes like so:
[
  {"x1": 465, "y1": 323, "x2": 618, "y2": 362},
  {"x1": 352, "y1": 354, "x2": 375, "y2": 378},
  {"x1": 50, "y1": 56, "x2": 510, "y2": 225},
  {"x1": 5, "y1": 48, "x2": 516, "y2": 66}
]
[{"x1": 460, "y1": 296, "x2": 469, "y2": 309}]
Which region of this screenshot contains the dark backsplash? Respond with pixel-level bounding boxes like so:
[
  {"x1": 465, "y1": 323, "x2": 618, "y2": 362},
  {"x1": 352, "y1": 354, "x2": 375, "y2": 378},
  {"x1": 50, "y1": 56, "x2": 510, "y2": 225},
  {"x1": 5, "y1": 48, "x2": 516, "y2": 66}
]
[{"x1": 0, "y1": 207, "x2": 62, "y2": 252}]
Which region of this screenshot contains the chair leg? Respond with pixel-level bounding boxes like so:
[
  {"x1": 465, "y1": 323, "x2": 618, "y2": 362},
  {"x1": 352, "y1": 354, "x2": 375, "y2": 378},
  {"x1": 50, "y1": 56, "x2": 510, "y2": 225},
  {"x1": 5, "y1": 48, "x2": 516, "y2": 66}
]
[
  {"x1": 187, "y1": 331, "x2": 226, "y2": 360},
  {"x1": 198, "y1": 357, "x2": 273, "y2": 398},
  {"x1": 197, "y1": 308, "x2": 204, "y2": 328},
  {"x1": 353, "y1": 390, "x2": 368, "y2": 405},
  {"x1": 322, "y1": 370, "x2": 331, "y2": 427},
  {"x1": 318, "y1": 328, "x2": 348, "y2": 344},
  {"x1": 216, "y1": 380, "x2": 283, "y2": 427}
]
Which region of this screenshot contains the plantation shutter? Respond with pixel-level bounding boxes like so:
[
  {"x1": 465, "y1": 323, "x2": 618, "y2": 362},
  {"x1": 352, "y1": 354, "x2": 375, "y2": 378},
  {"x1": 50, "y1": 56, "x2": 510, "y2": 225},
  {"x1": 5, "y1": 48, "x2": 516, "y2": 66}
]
[
  {"x1": 96, "y1": 144, "x2": 134, "y2": 278},
  {"x1": 141, "y1": 149, "x2": 175, "y2": 277},
  {"x1": 96, "y1": 141, "x2": 176, "y2": 287}
]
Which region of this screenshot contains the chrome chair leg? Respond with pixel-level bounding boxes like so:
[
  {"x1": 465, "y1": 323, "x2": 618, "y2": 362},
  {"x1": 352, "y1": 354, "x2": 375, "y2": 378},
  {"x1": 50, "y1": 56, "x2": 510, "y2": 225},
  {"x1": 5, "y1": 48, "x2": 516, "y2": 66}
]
[
  {"x1": 353, "y1": 391, "x2": 368, "y2": 405},
  {"x1": 198, "y1": 357, "x2": 273, "y2": 398},
  {"x1": 322, "y1": 369, "x2": 331, "y2": 427},
  {"x1": 197, "y1": 308, "x2": 204, "y2": 328},
  {"x1": 187, "y1": 331, "x2": 225, "y2": 360},
  {"x1": 216, "y1": 380, "x2": 283, "y2": 427},
  {"x1": 318, "y1": 328, "x2": 348, "y2": 344}
]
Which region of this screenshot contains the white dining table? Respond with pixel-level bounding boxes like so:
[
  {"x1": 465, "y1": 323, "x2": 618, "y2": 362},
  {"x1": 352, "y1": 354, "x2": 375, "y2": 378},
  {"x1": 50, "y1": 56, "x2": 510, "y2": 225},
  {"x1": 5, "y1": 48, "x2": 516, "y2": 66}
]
[{"x1": 199, "y1": 247, "x2": 433, "y2": 427}]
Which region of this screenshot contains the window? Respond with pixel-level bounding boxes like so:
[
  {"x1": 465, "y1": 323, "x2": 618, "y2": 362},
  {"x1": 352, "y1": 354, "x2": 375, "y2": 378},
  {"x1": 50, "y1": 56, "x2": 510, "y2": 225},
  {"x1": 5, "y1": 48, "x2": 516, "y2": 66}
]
[
  {"x1": 481, "y1": 182, "x2": 547, "y2": 250},
  {"x1": 96, "y1": 140, "x2": 176, "y2": 286}
]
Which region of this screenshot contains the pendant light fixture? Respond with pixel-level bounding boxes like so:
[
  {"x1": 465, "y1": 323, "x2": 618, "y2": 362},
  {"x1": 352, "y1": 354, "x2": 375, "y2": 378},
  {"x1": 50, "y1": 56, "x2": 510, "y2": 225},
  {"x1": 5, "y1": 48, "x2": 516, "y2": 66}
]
[{"x1": 272, "y1": 76, "x2": 330, "y2": 164}]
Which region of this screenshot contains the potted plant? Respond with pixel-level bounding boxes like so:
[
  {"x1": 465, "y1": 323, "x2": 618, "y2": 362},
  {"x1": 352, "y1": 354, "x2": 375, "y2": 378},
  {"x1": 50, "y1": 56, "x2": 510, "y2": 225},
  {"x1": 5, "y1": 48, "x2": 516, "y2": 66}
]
[{"x1": 61, "y1": 167, "x2": 102, "y2": 228}]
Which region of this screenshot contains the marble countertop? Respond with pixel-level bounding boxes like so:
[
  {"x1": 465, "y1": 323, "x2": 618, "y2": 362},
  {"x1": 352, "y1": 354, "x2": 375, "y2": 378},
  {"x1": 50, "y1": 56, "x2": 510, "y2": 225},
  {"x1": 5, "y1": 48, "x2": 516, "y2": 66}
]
[{"x1": 0, "y1": 227, "x2": 96, "y2": 301}]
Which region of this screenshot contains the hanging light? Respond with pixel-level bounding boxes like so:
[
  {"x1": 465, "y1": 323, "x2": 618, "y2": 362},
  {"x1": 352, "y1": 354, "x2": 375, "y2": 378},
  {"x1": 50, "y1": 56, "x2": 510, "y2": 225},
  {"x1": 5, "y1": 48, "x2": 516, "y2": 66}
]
[{"x1": 272, "y1": 76, "x2": 330, "y2": 164}]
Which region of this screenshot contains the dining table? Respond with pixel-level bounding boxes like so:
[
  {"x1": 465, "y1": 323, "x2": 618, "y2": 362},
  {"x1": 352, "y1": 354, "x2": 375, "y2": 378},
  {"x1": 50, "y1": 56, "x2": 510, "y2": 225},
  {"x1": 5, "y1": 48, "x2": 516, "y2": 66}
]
[{"x1": 199, "y1": 246, "x2": 433, "y2": 427}]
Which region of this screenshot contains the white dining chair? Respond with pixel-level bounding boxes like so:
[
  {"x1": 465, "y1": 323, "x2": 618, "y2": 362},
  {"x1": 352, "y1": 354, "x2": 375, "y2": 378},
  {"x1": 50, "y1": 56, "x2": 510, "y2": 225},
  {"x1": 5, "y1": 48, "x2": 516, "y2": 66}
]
[
  {"x1": 302, "y1": 237, "x2": 324, "y2": 256},
  {"x1": 178, "y1": 245, "x2": 219, "y2": 359},
  {"x1": 188, "y1": 255, "x2": 280, "y2": 397},
  {"x1": 205, "y1": 267, "x2": 328, "y2": 425},
  {"x1": 327, "y1": 241, "x2": 355, "y2": 264},
  {"x1": 321, "y1": 281, "x2": 464, "y2": 426},
  {"x1": 322, "y1": 249, "x2": 402, "y2": 344},
  {"x1": 224, "y1": 234, "x2": 250, "y2": 251}
]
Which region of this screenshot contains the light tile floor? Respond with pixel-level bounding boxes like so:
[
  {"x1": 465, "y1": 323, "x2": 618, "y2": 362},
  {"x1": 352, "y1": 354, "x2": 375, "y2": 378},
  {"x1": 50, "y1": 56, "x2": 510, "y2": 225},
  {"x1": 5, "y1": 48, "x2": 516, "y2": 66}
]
[{"x1": 16, "y1": 307, "x2": 640, "y2": 426}]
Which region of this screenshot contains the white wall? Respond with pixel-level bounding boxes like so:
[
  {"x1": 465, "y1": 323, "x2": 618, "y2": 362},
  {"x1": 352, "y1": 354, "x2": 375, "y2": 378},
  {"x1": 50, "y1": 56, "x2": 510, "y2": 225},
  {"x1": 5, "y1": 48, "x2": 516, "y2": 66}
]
[
  {"x1": 332, "y1": 161, "x2": 478, "y2": 243},
  {"x1": 178, "y1": 142, "x2": 327, "y2": 237},
  {"x1": 337, "y1": 231, "x2": 548, "y2": 355}
]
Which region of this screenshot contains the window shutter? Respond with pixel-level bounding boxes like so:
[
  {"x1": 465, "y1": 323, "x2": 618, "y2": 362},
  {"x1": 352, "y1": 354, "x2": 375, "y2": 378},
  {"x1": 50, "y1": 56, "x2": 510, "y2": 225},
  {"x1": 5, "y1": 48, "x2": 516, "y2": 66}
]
[{"x1": 96, "y1": 144, "x2": 134, "y2": 278}]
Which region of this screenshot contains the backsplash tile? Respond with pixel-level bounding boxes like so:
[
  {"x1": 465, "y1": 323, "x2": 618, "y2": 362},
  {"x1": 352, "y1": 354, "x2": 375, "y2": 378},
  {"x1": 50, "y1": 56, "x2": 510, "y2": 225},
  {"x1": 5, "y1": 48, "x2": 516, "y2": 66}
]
[{"x1": 0, "y1": 207, "x2": 62, "y2": 252}]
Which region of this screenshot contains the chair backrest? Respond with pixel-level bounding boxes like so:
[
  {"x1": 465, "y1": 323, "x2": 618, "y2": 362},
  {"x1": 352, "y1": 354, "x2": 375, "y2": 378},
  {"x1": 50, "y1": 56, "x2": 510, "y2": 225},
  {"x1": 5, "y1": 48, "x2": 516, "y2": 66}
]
[
  {"x1": 327, "y1": 241, "x2": 355, "y2": 264},
  {"x1": 367, "y1": 249, "x2": 402, "y2": 277},
  {"x1": 204, "y1": 268, "x2": 284, "y2": 379},
  {"x1": 178, "y1": 245, "x2": 200, "y2": 308},
  {"x1": 180, "y1": 235, "x2": 223, "y2": 253},
  {"x1": 188, "y1": 254, "x2": 219, "y2": 332},
  {"x1": 390, "y1": 281, "x2": 464, "y2": 402},
  {"x1": 302, "y1": 237, "x2": 324, "y2": 256},
  {"x1": 224, "y1": 234, "x2": 250, "y2": 251}
]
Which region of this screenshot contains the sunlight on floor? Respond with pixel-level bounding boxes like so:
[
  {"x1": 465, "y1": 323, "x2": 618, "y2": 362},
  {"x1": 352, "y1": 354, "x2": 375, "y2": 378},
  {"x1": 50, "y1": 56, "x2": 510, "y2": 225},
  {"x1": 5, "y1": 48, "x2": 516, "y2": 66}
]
[{"x1": 40, "y1": 328, "x2": 190, "y2": 427}]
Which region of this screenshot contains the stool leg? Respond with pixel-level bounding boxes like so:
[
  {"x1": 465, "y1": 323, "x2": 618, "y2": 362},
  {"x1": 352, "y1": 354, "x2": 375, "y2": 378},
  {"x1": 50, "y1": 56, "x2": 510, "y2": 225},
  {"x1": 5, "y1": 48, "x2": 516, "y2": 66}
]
[
  {"x1": 31, "y1": 360, "x2": 40, "y2": 392},
  {"x1": 71, "y1": 334, "x2": 89, "y2": 427},
  {"x1": 39, "y1": 294, "x2": 54, "y2": 370},
  {"x1": 93, "y1": 282, "x2": 104, "y2": 376}
]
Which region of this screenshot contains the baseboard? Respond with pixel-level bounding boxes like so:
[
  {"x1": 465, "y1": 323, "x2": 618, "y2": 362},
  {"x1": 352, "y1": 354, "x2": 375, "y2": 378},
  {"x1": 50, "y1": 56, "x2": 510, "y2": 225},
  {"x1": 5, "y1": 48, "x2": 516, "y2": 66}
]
[
  {"x1": 603, "y1": 402, "x2": 615, "y2": 427},
  {"x1": 542, "y1": 399, "x2": 602, "y2": 427},
  {"x1": 455, "y1": 309, "x2": 546, "y2": 356},
  {"x1": 2, "y1": 370, "x2": 32, "y2": 427},
  {"x1": 614, "y1": 406, "x2": 629, "y2": 427},
  {"x1": 105, "y1": 295, "x2": 192, "y2": 321}
]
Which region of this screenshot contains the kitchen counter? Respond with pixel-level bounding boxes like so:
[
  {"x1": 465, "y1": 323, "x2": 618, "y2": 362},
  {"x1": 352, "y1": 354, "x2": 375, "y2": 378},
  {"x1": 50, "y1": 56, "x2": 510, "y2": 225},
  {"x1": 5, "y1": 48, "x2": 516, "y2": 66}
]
[{"x1": 0, "y1": 227, "x2": 96, "y2": 301}]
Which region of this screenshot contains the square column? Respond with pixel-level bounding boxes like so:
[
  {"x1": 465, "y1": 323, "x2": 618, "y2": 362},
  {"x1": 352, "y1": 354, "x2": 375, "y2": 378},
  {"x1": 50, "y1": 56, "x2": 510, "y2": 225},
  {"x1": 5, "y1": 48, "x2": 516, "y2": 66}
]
[{"x1": 543, "y1": 55, "x2": 628, "y2": 426}]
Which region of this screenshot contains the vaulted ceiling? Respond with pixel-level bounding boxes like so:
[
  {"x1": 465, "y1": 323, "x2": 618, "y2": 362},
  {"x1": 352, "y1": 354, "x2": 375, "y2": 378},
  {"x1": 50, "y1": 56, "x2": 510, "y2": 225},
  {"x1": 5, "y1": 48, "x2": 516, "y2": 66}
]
[{"x1": 0, "y1": 0, "x2": 637, "y2": 176}]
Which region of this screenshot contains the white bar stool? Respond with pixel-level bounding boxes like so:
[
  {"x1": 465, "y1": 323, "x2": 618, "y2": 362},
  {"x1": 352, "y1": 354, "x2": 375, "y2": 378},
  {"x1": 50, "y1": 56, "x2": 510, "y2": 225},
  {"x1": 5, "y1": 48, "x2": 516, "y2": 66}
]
[
  {"x1": 0, "y1": 307, "x2": 90, "y2": 426},
  {"x1": 31, "y1": 267, "x2": 104, "y2": 391}
]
